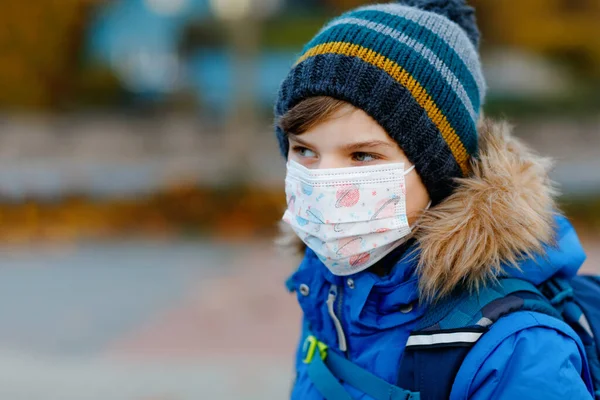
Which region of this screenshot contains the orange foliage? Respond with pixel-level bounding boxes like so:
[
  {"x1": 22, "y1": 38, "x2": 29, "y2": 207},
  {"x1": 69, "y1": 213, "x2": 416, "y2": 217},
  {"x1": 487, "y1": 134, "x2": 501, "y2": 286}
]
[
  {"x1": 0, "y1": 185, "x2": 286, "y2": 244},
  {"x1": 0, "y1": 0, "x2": 100, "y2": 109}
]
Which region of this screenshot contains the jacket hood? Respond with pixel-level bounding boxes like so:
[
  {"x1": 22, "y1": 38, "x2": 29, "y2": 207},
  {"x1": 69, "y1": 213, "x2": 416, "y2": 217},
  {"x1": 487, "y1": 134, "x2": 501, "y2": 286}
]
[{"x1": 415, "y1": 118, "x2": 585, "y2": 301}]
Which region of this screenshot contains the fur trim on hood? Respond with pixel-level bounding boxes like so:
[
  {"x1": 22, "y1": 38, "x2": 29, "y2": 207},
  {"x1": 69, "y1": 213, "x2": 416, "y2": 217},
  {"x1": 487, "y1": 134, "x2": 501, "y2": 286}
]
[
  {"x1": 278, "y1": 118, "x2": 558, "y2": 302},
  {"x1": 415, "y1": 119, "x2": 557, "y2": 301}
]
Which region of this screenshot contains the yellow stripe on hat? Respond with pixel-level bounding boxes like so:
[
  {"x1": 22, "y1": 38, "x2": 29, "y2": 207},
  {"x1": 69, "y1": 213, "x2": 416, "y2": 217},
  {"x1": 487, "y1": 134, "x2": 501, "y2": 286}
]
[{"x1": 296, "y1": 42, "x2": 470, "y2": 175}]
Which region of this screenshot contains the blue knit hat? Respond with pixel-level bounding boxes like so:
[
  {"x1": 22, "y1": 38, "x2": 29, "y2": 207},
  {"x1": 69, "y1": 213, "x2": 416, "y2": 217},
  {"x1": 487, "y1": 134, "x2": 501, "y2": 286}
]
[{"x1": 274, "y1": 0, "x2": 486, "y2": 204}]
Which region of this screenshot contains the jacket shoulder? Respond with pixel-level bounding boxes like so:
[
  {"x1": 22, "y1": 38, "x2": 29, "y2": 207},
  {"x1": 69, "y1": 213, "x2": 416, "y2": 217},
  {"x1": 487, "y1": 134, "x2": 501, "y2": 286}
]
[{"x1": 450, "y1": 311, "x2": 594, "y2": 400}]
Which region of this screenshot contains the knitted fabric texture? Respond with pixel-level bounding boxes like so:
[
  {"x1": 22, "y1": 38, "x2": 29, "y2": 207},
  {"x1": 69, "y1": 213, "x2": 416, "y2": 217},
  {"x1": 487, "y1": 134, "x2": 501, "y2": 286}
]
[{"x1": 274, "y1": 0, "x2": 486, "y2": 204}]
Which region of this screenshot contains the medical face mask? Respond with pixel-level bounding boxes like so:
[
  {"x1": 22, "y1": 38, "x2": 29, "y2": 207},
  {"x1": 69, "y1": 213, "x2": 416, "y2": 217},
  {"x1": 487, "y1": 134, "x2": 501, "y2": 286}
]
[{"x1": 283, "y1": 160, "x2": 423, "y2": 276}]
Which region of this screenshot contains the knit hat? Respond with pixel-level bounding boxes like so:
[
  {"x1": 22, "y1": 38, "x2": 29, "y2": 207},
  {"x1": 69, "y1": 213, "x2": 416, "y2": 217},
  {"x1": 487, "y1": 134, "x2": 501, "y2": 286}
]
[{"x1": 274, "y1": 0, "x2": 486, "y2": 204}]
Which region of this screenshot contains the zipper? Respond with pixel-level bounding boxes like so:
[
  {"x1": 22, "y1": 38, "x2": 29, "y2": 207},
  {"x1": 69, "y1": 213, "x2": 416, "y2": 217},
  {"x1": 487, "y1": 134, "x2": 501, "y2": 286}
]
[{"x1": 326, "y1": 284, "x2": 348, "y2": 352}]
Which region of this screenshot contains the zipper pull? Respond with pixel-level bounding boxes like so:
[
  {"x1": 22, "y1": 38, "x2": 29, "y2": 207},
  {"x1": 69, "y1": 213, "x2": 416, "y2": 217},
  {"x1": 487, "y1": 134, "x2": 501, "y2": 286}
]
[{"x1": 326, "y1": 284, "x2": 347, "y2": 352}]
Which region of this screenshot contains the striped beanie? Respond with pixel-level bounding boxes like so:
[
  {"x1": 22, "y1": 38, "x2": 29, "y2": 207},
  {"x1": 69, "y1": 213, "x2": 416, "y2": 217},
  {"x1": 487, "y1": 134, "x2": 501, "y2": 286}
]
[{"x1": 274, "y1": 0, "x2": 486, "y2": 204}]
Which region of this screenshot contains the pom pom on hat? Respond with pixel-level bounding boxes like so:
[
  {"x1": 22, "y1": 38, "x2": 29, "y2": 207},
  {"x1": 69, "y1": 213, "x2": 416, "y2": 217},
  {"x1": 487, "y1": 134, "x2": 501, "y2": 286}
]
[{"x1": 397, "y1": 0, "x2": 480, "y2": 48}]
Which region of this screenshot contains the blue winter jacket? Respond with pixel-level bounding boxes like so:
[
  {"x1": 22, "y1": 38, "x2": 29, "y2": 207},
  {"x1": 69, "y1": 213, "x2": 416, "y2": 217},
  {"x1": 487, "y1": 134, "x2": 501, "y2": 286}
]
[{"x1": 284, "y1": 122, "x2": 595, "y2": 399}]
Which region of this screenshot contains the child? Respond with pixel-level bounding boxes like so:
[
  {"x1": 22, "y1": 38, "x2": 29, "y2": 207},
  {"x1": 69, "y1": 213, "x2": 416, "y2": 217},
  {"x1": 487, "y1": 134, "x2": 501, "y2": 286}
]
[{"x1": 274, "y1": 1, "x2": 596, "y2": 399}]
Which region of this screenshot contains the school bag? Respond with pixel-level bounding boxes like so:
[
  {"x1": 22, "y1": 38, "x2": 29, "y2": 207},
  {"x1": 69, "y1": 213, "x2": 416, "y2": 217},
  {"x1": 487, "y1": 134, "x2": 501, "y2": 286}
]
[{"x1": 302, "y1": 275, "x2": 600, "y2": 399}]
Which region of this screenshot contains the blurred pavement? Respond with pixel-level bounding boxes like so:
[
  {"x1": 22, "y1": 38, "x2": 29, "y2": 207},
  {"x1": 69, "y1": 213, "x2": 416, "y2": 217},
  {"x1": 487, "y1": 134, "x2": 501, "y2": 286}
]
[{"x1": 0, "y1": 241, "x2": 300, "y2": 399}]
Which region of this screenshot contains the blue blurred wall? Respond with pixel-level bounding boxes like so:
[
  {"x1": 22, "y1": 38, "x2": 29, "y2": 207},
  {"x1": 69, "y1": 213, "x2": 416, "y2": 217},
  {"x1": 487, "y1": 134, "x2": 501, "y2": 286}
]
[{"x1": 86, "y1": 0, "x2": 297, "y2": 114}]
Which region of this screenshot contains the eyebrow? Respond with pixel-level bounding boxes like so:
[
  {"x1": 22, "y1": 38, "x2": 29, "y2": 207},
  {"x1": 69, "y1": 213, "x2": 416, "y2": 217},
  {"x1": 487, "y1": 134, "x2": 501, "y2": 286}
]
[
  {"x1": 342, "y1": 140, "x2": 395, "y2": 152},
  {"x1": 288, "y1": 136, "x2": 395, "y2": 152}
]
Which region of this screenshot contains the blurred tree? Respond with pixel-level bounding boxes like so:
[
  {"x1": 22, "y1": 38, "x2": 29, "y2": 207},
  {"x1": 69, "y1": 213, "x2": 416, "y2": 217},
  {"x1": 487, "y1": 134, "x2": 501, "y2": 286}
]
[
  {"x1": 472, "y1": 0, "x2": 600, "y2": 80},
  {"x1": 0, "y1": 0, "x2": 105, "y2": 110},
  {"x1": 71, "y1": 63, "x2": 128, "y2": 108},
  {"x1": 179, "y1": 20, "x2": 228, "y2": 55}
]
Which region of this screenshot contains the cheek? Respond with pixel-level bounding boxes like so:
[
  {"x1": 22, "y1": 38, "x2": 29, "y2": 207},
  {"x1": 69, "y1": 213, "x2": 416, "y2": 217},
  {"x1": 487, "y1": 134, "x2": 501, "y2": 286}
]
[
  {"x1": 405, "y1": 173, "x2": 430, "y2": 223},
  {"x1": 287, "y1": 147, "x2": 299, "y2": 162}
]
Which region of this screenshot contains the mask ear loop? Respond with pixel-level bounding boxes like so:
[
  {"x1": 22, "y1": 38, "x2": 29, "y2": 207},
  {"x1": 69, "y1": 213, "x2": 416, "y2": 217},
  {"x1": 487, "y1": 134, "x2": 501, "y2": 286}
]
[
  {"x1": 403, "y1": 164, "x2": 431, "y2": 210},
  {"x1": 404, "y1": 163, "x2": 432, "y2": 212},
  {"x1": 403, "y1": 164, "x2": 430, "y2": 235},
  {"x1": 404, "y1": 164, "x2": 416, "y2": 175},
  {"x1": 407, "y1": 200, "x2": 432, "y2": 233}
]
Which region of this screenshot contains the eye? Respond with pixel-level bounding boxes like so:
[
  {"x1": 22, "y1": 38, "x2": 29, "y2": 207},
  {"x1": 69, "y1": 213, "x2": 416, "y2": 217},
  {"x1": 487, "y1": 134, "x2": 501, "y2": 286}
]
[
  {"x1": 292, "y1": 146, "x2": 317, "y2": 158},
  {"x1": 352, "y1": 152, "x2": 379, "y2": 163}
]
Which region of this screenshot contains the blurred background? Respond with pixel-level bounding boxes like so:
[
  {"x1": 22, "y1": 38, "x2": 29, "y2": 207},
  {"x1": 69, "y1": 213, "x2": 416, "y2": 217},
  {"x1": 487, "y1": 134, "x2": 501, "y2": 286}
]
[{"x1": 0, "y1": 0, "x2": 598, "y2": 398}]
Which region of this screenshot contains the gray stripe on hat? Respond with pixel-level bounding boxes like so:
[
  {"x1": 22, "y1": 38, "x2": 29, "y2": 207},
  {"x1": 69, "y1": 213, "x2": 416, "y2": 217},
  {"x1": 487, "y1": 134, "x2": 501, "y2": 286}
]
[
  {"x1": 356, "y1": 3, "x2": 486, "y2": 102},
  {"x1": 323, "y1": 17, "x2": 477, "y2": 122}
]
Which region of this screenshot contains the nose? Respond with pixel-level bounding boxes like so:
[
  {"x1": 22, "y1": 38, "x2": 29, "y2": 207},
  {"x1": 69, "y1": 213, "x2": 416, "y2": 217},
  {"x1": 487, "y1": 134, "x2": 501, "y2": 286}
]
[{"x1": 316, "y1": 155, "x2": 346, "y2": 169}]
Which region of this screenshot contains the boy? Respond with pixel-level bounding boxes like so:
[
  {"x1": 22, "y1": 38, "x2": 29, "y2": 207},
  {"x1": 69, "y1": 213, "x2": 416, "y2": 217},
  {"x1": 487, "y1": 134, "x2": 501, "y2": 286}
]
[{"x1": 274, "y1": 1, "x2": 595, "y2": 399}]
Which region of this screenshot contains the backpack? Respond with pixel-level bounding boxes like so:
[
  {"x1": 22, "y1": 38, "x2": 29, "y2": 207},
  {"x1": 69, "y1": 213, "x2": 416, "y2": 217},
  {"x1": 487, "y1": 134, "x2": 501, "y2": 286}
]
[{"x1": 302, "y1": 276, "x2": 600, "y2": 400}]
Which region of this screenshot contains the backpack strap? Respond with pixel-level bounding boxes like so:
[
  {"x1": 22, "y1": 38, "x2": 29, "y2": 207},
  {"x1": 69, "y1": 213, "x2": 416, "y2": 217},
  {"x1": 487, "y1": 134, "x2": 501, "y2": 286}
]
[
  {"x1": 415, "y1": 278, "x2": 560, "y2": 332},
  {"x1": 569, "y1": 276, "x2": 600, "y2": 399},
  {"x1": 302, "y1": 334, "x2": 420, "y2": 400},
  {"x1": 397, "y1": 277, "x2": 560, "y2": 399}
]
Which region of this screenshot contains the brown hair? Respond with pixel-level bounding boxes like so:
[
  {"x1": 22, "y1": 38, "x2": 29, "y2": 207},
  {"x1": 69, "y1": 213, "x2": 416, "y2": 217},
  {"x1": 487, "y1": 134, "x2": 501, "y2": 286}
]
[
  {"x1": 275, "y1": 96, "x2": 349, "y2": 256},
  {"x1": 277, "y1": 96, "x2": 348, "y2": 137}
]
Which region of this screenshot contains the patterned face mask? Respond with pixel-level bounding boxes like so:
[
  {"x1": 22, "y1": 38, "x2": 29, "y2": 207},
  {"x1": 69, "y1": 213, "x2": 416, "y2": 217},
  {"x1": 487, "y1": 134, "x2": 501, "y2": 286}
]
[{"x1": 282, "y1": 160, "x2": 423, "y2": 276}]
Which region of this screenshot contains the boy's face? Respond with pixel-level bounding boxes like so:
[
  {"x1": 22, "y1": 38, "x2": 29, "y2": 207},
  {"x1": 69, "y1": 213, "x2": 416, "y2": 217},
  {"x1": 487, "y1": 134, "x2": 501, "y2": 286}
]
[{"x1": 287, "y1": 103, "x2": 431, "y2": 225}]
